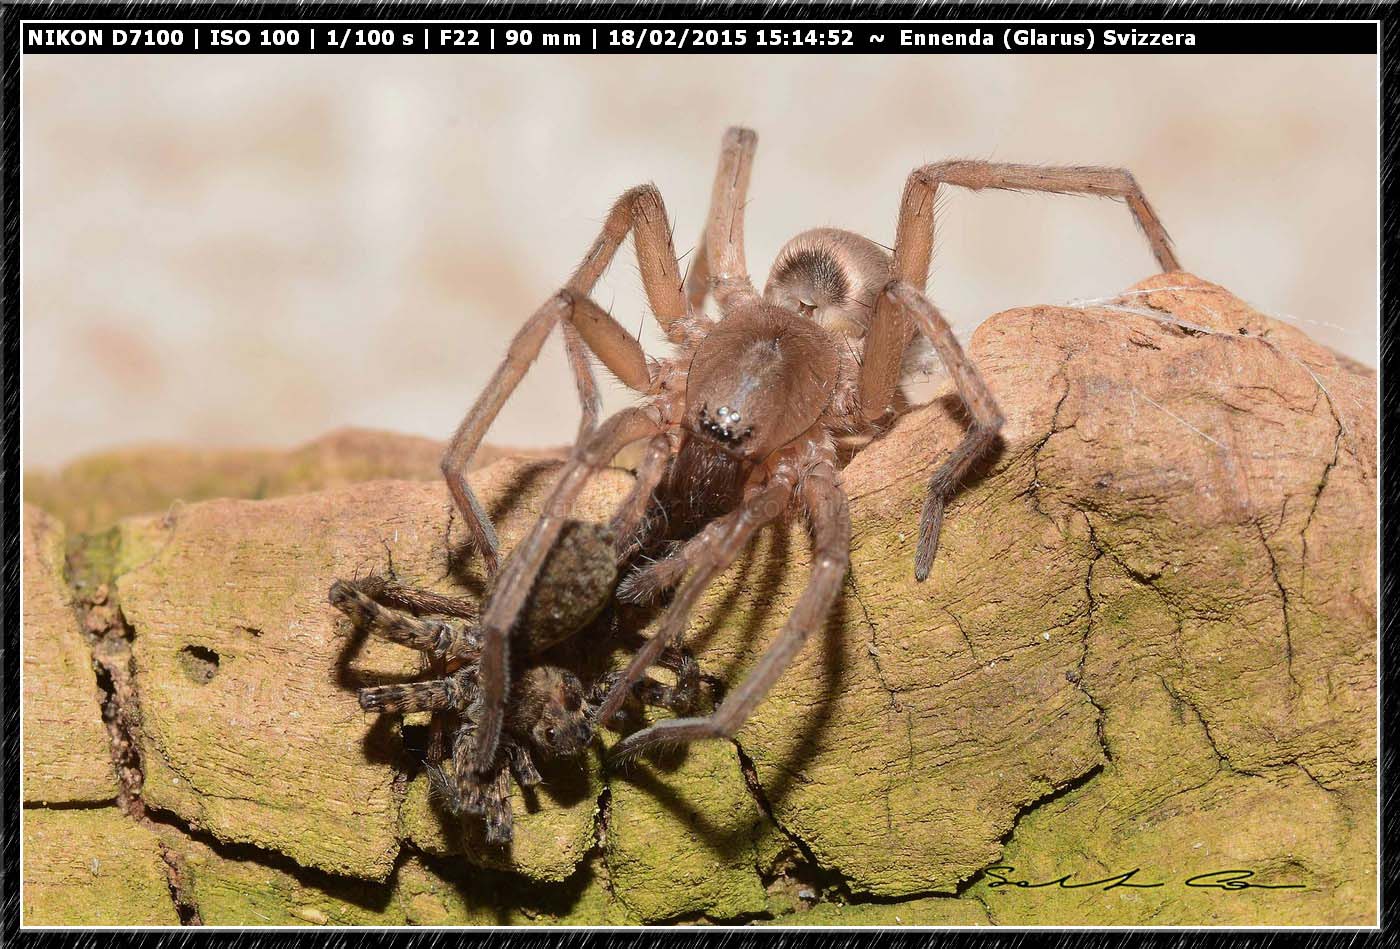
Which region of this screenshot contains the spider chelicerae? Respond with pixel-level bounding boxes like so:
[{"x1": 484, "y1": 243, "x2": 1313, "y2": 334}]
[{"x1": 331, "y1": 126, "x2": 1178, "y2": 843}]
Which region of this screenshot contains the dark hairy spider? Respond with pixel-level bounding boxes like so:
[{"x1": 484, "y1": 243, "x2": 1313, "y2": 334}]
[
  {"x1": 363, "y1": 126, "x2": 1180, "y2": 775},
  {"x1": 330, "y1": 522, "x2": 699, "y2": 843}
]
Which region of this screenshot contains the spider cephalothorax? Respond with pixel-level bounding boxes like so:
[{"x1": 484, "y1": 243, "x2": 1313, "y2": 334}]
[
  {"x1": 686, "y1": 303, "x2": 839, "y2": 460},
  {"x1": 511, "y1": 665, "x2": 592, "y2": 758},
  {"x1": 338, "y1": 125, "x2": 1180, "y2": 784}
]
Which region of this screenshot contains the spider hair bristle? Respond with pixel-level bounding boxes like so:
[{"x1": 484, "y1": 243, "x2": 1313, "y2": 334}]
[
  {"x1": 618, "y1": 556, "x2": 687, "y2": 604},
  {"x1": 607, "y1": 731, "x2": 696, "y2": 770},
  {"x1": 424, "y1": 761, "x2": 467, "y2": 815}
]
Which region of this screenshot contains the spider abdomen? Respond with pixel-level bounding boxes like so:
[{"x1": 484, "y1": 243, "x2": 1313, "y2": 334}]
[
  {"x1": 491, "y1": 519, "x2": 618, "y2": 657},
  {"x1": 764, "y1": 227, "x2": 892, "y2": 338}
]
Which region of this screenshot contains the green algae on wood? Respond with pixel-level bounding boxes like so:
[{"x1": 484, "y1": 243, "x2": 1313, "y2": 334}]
[
  {"x1": 160, "y1": 829, "x2": 408, "y2": 926},
  {"x1": 761, "y1": 896, "x2": 990, "y2": 926},
  {"x1": 22, "y1": 808, "x2": 180, "y2": 925},
  {"x1": 393, "y1": 855, "x2": 639, "y2": 926},
  {"x1": 604, "y1": 739, "x2": 775, "y2": 922}
]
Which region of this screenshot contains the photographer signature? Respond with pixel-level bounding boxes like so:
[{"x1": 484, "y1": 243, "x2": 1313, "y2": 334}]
[{"x1": 985, "y1": 866, "x2": 1305, "y2": 892}]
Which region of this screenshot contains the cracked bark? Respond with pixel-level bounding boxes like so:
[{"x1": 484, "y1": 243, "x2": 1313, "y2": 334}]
[
  {"x1": 1076, "y1": 519, "x2": 1114, "y2": 764},
  {"x1": 1254, "y1": 517, "x2": 1303, "y2": 694}
]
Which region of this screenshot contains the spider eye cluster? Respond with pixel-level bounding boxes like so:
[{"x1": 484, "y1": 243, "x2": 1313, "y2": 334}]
[{"x1": 698, "y1": 404, "x2": 753, "y2": 444}]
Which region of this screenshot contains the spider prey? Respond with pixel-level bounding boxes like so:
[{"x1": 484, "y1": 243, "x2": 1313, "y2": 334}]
[
  {"x1": 330, "y1": 521, "x2": 698, "y2": 843},
  {"x1": 363, "y1": 126, "x2": 1180, "y2": 775}
]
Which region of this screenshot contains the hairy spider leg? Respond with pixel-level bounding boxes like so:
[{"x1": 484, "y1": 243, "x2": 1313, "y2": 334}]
[
  {"x1": 703, "y1": 127, "x2": 762, "y2": 314},
  {"x1": 608, "y1": 432, "x2": 676, "y2": 561},
  {"x1": 595, "y1": 471, "x2": 797, "y2": 727},
  {"x1": 859, "y1": 160, "x2": 1179, "y2": 578},
  {"x1": 883, "y1": 283, "x2": 1006, "y2": 581},
  {"x1": 505, "y1": 741, "x2": 542, "y2": 788},
  {"x1": 329, "y1": 581, "x2": 482, "y2": 662},
  {"x1": 358, "y1": 667, "x2": 477, "y2": 716},
  {"x1": 609, "y1": 463, "x2": 851, "y2": 762},
  {"x1": 615, "y1": 494, "x2": 771, "y2": 606},
  {"x1": 862, "y1": 159, "x2": 1180, "y2": 421},
  {"x1": 440, "y1": 185, "x2": 687, "y2": 578}
]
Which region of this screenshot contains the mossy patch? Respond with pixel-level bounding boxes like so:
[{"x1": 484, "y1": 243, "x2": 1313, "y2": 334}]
[
  {"x1": 161, "y1": 829, "x2": 406, "y2": 926},
  {"x1": 605, "y1": 739, "x2": 775, "y2": 922},
  {"x1": 22, "y1": 808, "x2": 180, "y2": 925}
]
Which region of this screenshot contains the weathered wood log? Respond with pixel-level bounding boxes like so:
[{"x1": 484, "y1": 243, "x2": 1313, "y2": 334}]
[{"x1": 21, "y1": 274, "x2": 1375, "y2": 925}]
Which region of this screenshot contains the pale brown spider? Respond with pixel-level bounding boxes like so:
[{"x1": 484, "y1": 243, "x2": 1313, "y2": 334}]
[{"x1": 424, "y1": 126, "x2": 1180, "y2": 767}]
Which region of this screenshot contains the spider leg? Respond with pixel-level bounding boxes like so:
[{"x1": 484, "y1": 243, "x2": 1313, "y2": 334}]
[
  {"x1": 880, "y1": 282, "x2": 1005, "y2": 581},
  {"x1": 703, "y1": 127, "x2": 763, "y2": 314},
  {"x1": 441, "y1": 184, "x2": 688, "y2": 577},
  {"x1": 358, "y1": 667, "x2": 476, "y2": 715},
  {"x1": 369, "y1": 579, "x2": 479, "y2": 620},
  {"x1": 473, "y1": 406, "x2": 666, "y2": 773},
  {"x1": 588, "y1": 648, "x2": 702, "y2": 727},
  {"x1": 572, "y1": 187, "x2": 689, "y2": 339},
  {"x1": 329, "y1": 575, "x2": 480, "y2": 767},
  {"x1": 424, "y1": 759, "x2": 467, "y2": 814},
  {"x1": 449, "y1": 721, "x2": 489, "y2": 816},
  {"x1": 632, "y1": 650, "x2": 702, "y2": 715},
  {"x1": 608, "y1": 432, "x2": 675, "y2": 561},
  {"x1": 685, "y1": 125, "x2": 761, "y2": 317},
  {"x1": 432, "y1": 718, "x2": 518, "y2": 844},
  {"x1": 329, "y1": 581, "x2": 482, "y2": 662},
  {"x1": 505, "y1": 741, "x2": 542, "y2": 788},
  {"x1": 595, "y1": 472, "x2": 796, "y2": 727},
  {"x1": 609, "y1": 465, "x2": 850, "y2": 763},
  {"x1": 861, "y1": 159, "x2": 1180, "y2": 420},
  {"x1": 616, "y1": 509, "x2": 740, "y2": 604},
  {"x1": 481, "y1": 765, "x2": 515, "y2": 846},
  {"x1": 560, "y1": 323, "x2": 601, "y2": 439},
  {"x1": 683, "y1": 224, "x2": 710, "y2": 315}
]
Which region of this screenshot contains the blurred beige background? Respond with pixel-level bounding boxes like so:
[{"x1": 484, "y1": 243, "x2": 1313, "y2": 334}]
[{"x1": 23, "y1": 54, "x2": 1377, "y2": 469}]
